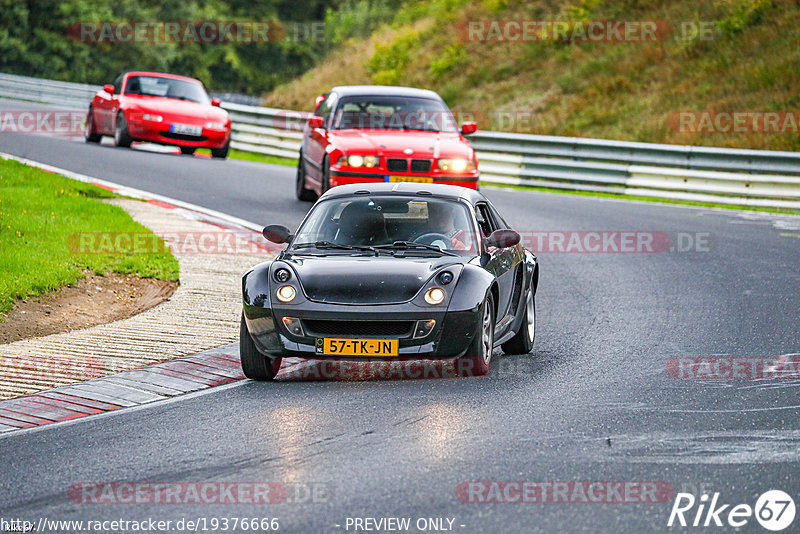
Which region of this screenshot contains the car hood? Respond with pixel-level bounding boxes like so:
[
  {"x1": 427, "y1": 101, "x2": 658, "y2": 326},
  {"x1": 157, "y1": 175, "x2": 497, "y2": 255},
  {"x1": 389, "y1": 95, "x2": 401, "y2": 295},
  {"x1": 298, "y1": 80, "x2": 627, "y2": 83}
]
[
  {"x1": 122, "y1": 96, "x2": 228, "y2": 123},
  {"x1": 329, "y1": 130, "x2": 472, "y2": 159},
  {"x1": 285, "y1": 255, "x2": 463, "y2": 305}
]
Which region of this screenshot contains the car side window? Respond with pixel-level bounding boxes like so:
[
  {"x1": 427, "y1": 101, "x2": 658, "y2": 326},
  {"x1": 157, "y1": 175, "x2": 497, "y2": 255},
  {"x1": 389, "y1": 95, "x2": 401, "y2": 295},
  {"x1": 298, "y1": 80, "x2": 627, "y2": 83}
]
[
  {"x1": 487, "y1": 202, "x2": 509, "y2": 229},
  {"x1": 475, "y1": 203, "x2": 497, "y2": 238}
]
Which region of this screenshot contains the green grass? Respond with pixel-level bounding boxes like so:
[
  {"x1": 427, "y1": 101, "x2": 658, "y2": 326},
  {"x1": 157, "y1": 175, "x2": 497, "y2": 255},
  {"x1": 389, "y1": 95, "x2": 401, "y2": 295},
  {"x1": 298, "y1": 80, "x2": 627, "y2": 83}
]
[
  {"x1": 194, "y1": 148, "x2": 296, "y2": 166},
  {"x1": 0, "y1": 159, "x2": 179, "y2": 317},
  {"x1": 228, "y1": 149, "x2": 297, "y2": 167},
  {"x1": 265, "y1": 0, "x2": 800, "y2": 152},
  {"x1": 485, "y1": 182, "x2": 800, "y2": 216}
]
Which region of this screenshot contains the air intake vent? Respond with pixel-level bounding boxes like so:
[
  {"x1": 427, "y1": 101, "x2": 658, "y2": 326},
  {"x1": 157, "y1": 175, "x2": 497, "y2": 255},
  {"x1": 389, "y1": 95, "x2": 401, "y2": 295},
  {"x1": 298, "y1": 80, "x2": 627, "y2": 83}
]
[
  {"x1": 410, "y1": 159, "x2": 432, "y2": 173},
  {"x1": 303, "y1": 320, "x2": 414, "y2": 337},
  {"x1": 387, "y1": 158, "x2": 408, "y2": 172}
]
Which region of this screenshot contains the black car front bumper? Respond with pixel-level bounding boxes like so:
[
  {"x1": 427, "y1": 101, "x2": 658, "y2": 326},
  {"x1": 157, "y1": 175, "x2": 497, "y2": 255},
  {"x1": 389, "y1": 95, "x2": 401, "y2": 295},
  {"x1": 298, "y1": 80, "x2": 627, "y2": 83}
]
[{"x1": 243, "y1": 299, "x2": 480, "y2": 360}]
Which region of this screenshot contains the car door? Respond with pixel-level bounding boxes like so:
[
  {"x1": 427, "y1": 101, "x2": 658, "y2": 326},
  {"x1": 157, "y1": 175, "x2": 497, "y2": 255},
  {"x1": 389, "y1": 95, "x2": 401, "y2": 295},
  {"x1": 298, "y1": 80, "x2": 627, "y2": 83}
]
[
  {"x1": 304, "y1": 92, "x2": 337, "y2": 188},
  {"x1": 475, "y1": 202, "x2": 516, "y2": 331},
  {"x1": 95, "y1": 73, "x2": 123, "y2": 134}
]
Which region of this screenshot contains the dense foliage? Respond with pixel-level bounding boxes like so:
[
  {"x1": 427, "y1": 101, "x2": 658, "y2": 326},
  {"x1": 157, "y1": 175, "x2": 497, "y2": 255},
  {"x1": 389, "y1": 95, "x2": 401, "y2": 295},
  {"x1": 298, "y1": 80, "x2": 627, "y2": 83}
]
[{"x1": 0, "y1": 0, "x2": 336, "y2": 94}]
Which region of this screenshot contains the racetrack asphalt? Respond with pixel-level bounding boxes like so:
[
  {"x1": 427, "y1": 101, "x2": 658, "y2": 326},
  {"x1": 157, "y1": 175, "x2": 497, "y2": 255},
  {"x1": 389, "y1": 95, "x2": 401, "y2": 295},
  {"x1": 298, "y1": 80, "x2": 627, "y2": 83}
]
[{"x1": 1, "y1": 99, "x2": 799, "y2": 532}]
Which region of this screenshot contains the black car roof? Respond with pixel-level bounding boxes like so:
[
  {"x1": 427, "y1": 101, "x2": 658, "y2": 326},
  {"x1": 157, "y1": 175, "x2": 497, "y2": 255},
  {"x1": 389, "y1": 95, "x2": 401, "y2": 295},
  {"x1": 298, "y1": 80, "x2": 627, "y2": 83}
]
[
  {"x1": 329, "y1": 85, "x2": 444, "y2": 101},
  {"x1": 319, "y1": 182, "x2": 485, "y2": 204}
]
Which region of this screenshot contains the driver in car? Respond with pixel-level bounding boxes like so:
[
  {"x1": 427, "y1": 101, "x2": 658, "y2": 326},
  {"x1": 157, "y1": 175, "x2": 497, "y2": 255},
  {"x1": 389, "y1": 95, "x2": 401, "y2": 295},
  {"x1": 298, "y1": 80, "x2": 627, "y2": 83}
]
[{"x1": 426, "y1": 202, "x2": 471, "y2": 251}]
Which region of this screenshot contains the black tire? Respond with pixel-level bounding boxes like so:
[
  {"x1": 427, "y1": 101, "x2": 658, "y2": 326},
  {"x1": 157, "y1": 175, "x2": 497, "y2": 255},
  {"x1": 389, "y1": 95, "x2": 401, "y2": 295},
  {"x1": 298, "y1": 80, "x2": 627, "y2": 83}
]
[
  {"x1": 180, "y1": 146, "x2": 196, "y2": 155},
  {"x1": 240, "y1": 314, "x2": 281, "y2": 381},
  {"x1": 84, "y1": 108, "x2": 101, "y2": 143},
  {"x1": 211, "y1": 141, "x2": 229, "y2": 159},
  {"x1": 114, "y1": 112, "x2": 132, "y2": 148},
  {"x1": 501, "y1": 286, "x2": 535, "y2": 355},
  {"x1": 295, "y1": 153, "x2": 316, "y2": 201},
  {"x1": 456, "y1": 292, "x2": 495, "y2": 377}
]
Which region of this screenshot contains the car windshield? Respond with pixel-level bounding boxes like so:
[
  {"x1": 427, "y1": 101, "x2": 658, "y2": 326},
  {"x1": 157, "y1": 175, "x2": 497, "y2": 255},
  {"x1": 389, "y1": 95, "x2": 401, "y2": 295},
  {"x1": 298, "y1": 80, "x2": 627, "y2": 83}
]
[
  {"x1": 331, "y1": 96, "x2": 458, "y2": 133},
  {"x1": 292, "y1": 196, "x2": 478, "y2": 254},
  {"x1": 124, "y1": 76, "x2": 210, "y2": 104}
]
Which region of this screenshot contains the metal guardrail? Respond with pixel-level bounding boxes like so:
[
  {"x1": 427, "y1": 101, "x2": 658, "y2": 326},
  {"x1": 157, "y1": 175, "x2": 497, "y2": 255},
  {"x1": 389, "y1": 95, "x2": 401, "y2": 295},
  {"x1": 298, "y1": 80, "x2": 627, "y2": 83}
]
[{"x1": 2, "y1": 72, "x2": 799, "y2": 208}]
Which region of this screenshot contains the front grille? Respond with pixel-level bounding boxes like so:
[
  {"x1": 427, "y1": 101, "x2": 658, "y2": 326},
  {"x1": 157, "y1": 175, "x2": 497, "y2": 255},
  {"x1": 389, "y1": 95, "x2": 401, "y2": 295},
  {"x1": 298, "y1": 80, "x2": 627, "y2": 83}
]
[
  {"x1": 303, "y1": 320, "x2": 414, "y2": 338},
  {"x1": 387, "y1": 158, "x2": 408, "y2": 172},
  {"x1": 159, "y1": 131, "x2": 207, "y2": 141},
  {"x1": 410, "y1": 159, "x2": 432, "y2": 173}
]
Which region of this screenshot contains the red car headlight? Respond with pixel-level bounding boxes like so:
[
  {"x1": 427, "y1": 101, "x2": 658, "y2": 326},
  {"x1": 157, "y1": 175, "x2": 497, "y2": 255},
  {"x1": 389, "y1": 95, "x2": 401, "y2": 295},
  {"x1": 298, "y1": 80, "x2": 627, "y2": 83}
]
[
  {"x1": 437, "y1": 158, "x2": 475, "y2": 172},
  {"x1": 205, "y1": 122, "x2": 226, "y2": 129},
  {"x1": 338, "y1": 155, "x2": 379, "y2": 168}
]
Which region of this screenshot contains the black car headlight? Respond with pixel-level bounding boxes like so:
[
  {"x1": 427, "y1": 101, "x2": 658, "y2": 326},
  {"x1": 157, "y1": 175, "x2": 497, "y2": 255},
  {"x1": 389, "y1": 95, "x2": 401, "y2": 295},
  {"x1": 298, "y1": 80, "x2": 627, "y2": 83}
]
[{"x1": 424, "y1": 287, "x2": 446, "y2": 305}]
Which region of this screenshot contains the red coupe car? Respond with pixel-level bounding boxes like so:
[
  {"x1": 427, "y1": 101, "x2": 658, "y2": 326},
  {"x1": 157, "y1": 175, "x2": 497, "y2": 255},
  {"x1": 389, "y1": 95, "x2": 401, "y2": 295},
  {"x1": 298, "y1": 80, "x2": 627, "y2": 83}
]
[
  {"x1": 296, "y1": 86, "x2": 479, "y2": 200},
  {"x1": 85, "y1": 71, "x2": 231, "y2": 158}
]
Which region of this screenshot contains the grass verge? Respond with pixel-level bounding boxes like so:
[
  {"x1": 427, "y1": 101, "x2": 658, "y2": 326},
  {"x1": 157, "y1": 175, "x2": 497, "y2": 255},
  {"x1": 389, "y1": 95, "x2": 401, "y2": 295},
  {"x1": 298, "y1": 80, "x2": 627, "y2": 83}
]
[
  {"x1": 194, "y1": 147, "x2": 297, "y2": 166},
  {"x1": 0, "y1": 158, "x2": 179, "y2": 317}
]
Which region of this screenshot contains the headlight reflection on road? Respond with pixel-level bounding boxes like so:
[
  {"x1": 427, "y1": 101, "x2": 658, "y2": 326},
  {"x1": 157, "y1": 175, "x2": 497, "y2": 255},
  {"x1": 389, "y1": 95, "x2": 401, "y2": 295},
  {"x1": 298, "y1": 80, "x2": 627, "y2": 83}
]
[
  {"x1": 415, "y1": 403, "x2": 471, "y2": 461},
  {"x1": 268, "y1": 406, "x2": 316, "y2": 484}
]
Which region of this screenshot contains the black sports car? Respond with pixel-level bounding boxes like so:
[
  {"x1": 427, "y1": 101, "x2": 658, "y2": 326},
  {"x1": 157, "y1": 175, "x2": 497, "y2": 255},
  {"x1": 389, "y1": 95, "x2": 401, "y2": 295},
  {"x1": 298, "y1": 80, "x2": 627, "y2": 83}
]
[{"x1": 241, "y1": 183, "x2": 538, "y2": 380}]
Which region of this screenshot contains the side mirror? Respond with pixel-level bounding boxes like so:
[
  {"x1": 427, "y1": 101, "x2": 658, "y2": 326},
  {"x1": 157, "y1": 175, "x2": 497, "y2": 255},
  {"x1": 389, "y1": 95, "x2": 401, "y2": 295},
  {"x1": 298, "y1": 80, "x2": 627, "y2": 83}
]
[
  {"x1": 263, "y1": 224, "x2": 292, "y2": 244},
  {"x1": 314, "y1": 94, "x2": 326, "y2": 112},
  {"x1": 308, "y1": 116, "x2": 324, "y2": 129},
  {"x1": 485, "y1": 229, "x2": 520, "y2": 249},
  {"x1": 461, "y1": 121, "x2": 477, "y2": 135},
  {"x1": 104, "y1": 84, "x2": 115, "y2": 95},
  {"x1": 211, "y1": 97, "x2": 221, "y2": 107}
]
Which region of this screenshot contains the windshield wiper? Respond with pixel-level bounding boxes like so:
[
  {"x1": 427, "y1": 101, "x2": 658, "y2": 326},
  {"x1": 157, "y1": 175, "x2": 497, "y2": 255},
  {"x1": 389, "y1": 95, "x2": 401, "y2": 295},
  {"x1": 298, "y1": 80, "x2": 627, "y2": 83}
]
[
  {"x1": 373, "y1": 241, "x2": 458, "y2": 256},
  {"x1": 292, "y1": 241, "x2": 379, "y2": 254}
]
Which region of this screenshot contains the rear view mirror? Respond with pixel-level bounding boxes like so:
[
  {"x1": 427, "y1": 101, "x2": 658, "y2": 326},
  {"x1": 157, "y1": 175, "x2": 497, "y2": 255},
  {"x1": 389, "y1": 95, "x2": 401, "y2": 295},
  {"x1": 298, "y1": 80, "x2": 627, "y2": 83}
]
[
  {"x1": 308, "y1": 116, "x2": 324, "y2": 129},
  {"x1": 104, "y1": 84, "x2": 115, "y2": 95},
  {"x1": 211, "y1": 97, "x2": 221, "y2": 107},
  {"x1": 485, "y1": 229, "x2": 520, "y2": 249},
  {"x1": 461, "y1": 121, "x2": 477, "y2": 135},
  {"x1": 263, "y1": 224, "x2": 292, "y2": 244}
]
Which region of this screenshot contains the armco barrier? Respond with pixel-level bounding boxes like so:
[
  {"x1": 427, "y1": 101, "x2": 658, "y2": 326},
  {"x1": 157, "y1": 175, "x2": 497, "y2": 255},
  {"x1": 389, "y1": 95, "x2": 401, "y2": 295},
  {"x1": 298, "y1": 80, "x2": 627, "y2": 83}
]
[{"x1": 2, "y1": 72, "x2": 799, "y2": 208}]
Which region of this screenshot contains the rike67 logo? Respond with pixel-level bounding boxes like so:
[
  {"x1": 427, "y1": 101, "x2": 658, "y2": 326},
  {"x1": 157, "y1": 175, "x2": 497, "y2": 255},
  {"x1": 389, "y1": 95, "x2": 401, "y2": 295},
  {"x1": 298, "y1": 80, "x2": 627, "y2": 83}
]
[{"x1": 668, "y1": 490, "x2": 796, "y2": 531}]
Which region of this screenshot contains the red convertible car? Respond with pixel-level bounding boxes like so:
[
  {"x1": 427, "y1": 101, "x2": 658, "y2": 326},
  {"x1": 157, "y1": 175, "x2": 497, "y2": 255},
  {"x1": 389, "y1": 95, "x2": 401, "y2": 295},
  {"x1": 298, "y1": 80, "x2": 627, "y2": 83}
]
[
  {"x1": 85, "y1": 71, "x2": 231, "y2": 158},
  {"x1": 296, "y1": 86, "x2": 479, "y2": 200}
]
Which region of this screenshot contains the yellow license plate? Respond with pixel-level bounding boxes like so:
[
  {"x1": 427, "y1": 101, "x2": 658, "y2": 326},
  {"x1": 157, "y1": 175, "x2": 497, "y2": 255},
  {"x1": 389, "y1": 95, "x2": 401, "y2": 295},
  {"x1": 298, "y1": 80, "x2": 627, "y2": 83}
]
[
  {"x1": 389, "y1": 176, "x2": 433, "y2": 183},
  {"x1": 318, "y1": 338, "x2": 399, "y2": 356}
]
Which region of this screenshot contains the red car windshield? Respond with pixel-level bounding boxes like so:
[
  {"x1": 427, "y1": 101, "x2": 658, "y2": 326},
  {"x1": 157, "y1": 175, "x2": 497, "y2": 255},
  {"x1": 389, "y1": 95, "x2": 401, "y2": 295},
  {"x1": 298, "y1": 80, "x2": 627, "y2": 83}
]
[
  {"x1": 331, "y1": 96, "x2": 458, "y2": 133},
  {"x1": 124, "y1": 76, "x2": 210, "y2": 105}
]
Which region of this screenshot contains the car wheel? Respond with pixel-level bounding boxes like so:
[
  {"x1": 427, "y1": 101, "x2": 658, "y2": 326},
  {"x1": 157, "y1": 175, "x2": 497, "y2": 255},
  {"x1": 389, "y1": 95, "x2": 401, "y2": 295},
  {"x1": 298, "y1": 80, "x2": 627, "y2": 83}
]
[
  {"x1": 295, "y1": 152, "x2": 316, "y2": 201},
  {"x1": 180, "y1": 146, "x2": 196, "y2": 155},
  {"x1": 321, "y1": 156, "x2": 331, "y2": 194},
  {"x1": 84, "y1": 108, "x2": 101, "y2": 143},
  {"x1": 240, "y1": 314, "x2": 281, "y2": 381},
  {"x1": 114, "y1": 112, "x2": 132, "y2": 148},
  {"x1": 501, "y1": 286, "x2": 535, "y2": 355},
  {"x1": 211, "y1": 140, "x2": 229, "y2": 159},
  {"x1": 456, "y1": 292, "x2": 495, "y2": 377}
]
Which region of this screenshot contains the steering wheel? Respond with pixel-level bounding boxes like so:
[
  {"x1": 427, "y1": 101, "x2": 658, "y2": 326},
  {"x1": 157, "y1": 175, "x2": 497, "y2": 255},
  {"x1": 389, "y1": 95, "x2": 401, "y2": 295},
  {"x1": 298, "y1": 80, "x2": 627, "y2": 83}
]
[{"x1": 414, "y1": 232, "x2": 451, "y2": 249}]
